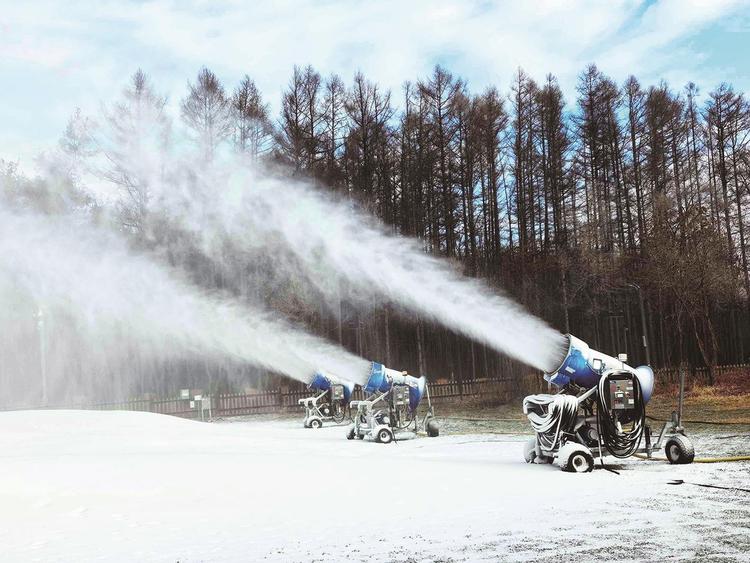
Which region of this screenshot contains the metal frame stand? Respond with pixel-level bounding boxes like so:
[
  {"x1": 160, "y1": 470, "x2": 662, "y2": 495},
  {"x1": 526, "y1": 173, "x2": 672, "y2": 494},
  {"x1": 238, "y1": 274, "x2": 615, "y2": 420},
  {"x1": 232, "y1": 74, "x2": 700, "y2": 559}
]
[
  {"x1": 527, "y1": 368, "x2": 693, "y2": 470},
  {"x1": 348, "y1": 384, "x2": 437, "y2": 443},
  {"x1": 299, "y1": 390, "x2": 348, "y2": 428}
]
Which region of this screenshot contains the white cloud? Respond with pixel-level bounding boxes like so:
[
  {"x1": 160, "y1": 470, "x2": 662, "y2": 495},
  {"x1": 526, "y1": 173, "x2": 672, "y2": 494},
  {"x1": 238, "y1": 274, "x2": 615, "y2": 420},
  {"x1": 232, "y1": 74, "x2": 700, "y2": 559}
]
[{"x1": 1, "y1": 0, "x2": 748, "y2": 170}]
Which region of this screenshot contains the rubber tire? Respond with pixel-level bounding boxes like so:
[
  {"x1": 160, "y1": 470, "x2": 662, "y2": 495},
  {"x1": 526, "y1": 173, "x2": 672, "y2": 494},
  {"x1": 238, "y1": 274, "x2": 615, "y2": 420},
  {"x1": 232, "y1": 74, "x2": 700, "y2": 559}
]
[
  {"x1": 665, "y1": 434, "x2": 695, "y2": 464},
  {"x1": 377, "y1": 428, "x2": 393, "y2": 444},
  {"x1": 559, "y1": 444, "x2": 594, "y2": 473},
  {"x1": 426, "y1": 418, "x2": 440, "y2": 437},
  {"x1": 346, "y1": 428, "x2": 355, "y2": 440},
  {"x1": 524, "y1": 438, "x2": 537, "y2": 463},
  {"x1": 309, "y1": 418, "x2": 323, "y2": 429}
]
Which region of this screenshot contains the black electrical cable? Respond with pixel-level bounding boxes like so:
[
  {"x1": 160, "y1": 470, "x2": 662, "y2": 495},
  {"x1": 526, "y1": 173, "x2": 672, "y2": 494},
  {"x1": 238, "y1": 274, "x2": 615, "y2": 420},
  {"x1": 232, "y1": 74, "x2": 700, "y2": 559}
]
[
  {"x1": 667, "y1": 479, "x2": 750, "y2": 494},
  {"x1": 595, "y1": 372, "x2": 645, "y2": 458}
]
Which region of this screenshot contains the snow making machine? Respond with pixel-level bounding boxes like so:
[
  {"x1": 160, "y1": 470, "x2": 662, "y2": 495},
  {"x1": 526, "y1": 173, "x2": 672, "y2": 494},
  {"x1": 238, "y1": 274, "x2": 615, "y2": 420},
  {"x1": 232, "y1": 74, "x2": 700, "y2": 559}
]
[
  {"x1": 523, "y1": 334, "x2": 695, "y2": 472},
  {"x1": 299, "y1": 371, "x2": 356, "y2": 429},
  {"x1": 347, "y1": 362, "x2": 440, "y2": 443}
]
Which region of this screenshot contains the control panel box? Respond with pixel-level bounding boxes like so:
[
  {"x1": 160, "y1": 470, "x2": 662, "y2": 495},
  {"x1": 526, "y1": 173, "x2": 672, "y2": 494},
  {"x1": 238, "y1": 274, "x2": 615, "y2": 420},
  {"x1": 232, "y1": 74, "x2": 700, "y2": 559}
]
[
  {"x1": 331, "y1": 384, "x2": 345, "y2": 402},
  {"x1": 609, "y1": 379, "x2": 635, "y2": 410},
  {"x1": 392, "y1": 385, "x2": 410, "y2": 407}
]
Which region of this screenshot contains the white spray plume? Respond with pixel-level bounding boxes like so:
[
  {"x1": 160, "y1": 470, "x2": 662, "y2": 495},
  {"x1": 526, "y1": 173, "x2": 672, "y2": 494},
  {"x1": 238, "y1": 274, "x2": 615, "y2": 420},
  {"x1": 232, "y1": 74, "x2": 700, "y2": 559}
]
[
  {"x1": 135, "y1": 161, "x2": 567, "y2": 374},
  {"x1": 55, "y1": 89, "x2": 567, "y2": 376},
  {"x1": 0, "y1": 206, "x2": 370, "y2": 401}
]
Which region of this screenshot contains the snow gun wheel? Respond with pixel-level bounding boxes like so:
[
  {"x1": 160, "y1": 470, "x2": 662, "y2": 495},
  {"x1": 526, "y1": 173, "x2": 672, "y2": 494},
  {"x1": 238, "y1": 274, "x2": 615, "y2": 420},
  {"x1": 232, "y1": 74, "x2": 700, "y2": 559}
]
[
  {"x1": 346, "y1": 427, "x2": 355, "y2": 440},
  {"x1": 523, "y1": 439, "x2": 537, "y2": 463},
  {"x1": 665, "y1": 435, "x2": 695, "y2": 465},
  {"x1": 374, "y1": 411, "x2": 389, "y2": 426},
  {"x1": 309, "y1": 418, "x2": 323, "y2": 429},
  {"x1": 558, "y1": 443, "x2": 594, "y2": 473},
  {"x1": 426, "y1": 417, "x2": 440, "y2": 437},
  {"x1": 377, "y1": 428, "x2": 394, "y2": 444}
]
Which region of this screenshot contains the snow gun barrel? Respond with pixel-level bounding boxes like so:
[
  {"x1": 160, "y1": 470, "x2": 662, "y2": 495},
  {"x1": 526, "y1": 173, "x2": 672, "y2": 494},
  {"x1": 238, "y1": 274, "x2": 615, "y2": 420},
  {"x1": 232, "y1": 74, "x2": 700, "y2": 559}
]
[
  {"x1": 364, "y1": 362, "x2": 426, "y2": 411},
  {"x1": 308, "y1": 371, "x2": 355, "y2": 404},
  {"x1": 545, "y1": 334, "x2": 654, "y2": 402}
]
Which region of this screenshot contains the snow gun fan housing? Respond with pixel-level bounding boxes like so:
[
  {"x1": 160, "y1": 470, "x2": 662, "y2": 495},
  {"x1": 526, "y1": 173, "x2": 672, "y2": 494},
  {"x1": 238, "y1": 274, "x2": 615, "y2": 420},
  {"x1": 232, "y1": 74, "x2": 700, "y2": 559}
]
[
  {"x1": 545, "y1": 334, "x2": 654, "y2": 401},
  {"x1": 523, "y1": 334, "x2": 693, "y2": 472},
  {"x1": 309, "y1": 371, "x2": 355, "y2": 403},
  {"x1": 364, "y1": 362, "x2": 426, "y2": 411},
  {"x1": 299, "y1": 371, "x2": 356, "y2": 429},
  {"x1": 347, "y1": 362, "x2": 438, "y2": 443}
]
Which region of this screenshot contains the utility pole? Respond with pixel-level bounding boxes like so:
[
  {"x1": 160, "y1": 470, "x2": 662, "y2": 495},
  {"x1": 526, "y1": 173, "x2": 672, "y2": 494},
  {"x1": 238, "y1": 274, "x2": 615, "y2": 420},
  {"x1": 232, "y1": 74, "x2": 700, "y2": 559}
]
[
  {"x1": 36, "y1": 308, "x2": 48, "y2": 406},
  {"x1": 628, "y1": 283, "x2": 651, "y2": 366}
]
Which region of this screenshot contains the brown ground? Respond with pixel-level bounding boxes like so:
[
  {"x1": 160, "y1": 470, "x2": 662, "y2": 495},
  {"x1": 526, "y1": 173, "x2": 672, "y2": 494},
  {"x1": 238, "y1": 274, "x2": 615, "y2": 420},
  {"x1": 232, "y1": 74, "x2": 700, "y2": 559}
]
[
  {"x1": 435, "y1": 366, "x2": 750, "y2": 426},
  {"x1": 646, "y1": 366, "x2": 750, "y2": 424}
]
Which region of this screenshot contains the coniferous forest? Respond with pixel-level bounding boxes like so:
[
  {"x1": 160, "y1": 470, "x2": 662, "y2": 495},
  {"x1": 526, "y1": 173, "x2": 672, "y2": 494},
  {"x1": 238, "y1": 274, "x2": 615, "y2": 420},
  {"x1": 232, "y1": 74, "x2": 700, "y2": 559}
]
[{"x1": 4, "y1": 63, "x2": 749, "y2": 395}]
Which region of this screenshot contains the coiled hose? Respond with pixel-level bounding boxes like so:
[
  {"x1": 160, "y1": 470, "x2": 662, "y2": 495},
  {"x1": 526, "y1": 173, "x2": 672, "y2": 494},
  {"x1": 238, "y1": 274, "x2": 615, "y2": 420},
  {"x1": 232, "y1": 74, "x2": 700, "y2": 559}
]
[
  {"x1": 523, "y1": 394, "x2": 579, "y2": 451},
  {"x1": 595, "y1": 372, "x2": 645, "y2": 458}
]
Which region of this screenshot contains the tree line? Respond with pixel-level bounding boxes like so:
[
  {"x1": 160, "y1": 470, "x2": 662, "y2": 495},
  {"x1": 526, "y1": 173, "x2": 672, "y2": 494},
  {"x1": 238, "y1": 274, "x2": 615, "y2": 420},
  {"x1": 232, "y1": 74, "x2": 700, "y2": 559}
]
[
  {"x1": 217, "y1": 62, "x2": 747, "y2": 382},
  {"x1": 6, "y1": 62, "x2": 750, "y2": 396}
]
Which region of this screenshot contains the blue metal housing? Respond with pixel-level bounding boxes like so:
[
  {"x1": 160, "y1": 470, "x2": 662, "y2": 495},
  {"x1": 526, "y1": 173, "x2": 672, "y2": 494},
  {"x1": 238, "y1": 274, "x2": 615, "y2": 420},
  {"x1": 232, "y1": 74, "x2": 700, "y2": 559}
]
[
  {"x1": 407, "y1": 377, "x2": 426, "y2": 412},
  {"x1": 364, "y1": 362, "x2": 426, "y2": 411},
  {"x1": 309, "y1": 372, "x2": 355, "y2": 403},
  {"x1": 364, "y1": 362, "x2": 390, "y2": 394},
  {"x1": 544, "y1": 335, "x2": 654, "y2": 403},
  {"x1": 547, "y1": 345, "x2": 601, "y2": 389}
]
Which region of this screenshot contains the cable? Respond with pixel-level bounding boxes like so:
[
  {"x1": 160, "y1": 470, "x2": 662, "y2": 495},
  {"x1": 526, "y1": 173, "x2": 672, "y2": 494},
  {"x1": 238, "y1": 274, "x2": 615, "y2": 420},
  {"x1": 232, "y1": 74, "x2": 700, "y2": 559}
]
[
  {"x1": 595, "y1": 372, "x2": 645, "y2": 459},
  {"x1": 667, "y1": 479, "x2": 750, "y2": 494},
  {"x1": 635, "y1": 453, "x2": 750, "y2": 463}
]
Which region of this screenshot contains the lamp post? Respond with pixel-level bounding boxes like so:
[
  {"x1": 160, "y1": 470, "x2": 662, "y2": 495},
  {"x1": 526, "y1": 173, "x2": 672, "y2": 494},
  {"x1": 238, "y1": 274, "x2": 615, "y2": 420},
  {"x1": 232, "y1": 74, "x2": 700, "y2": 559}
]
[
  {"x1": 36, "y1": 308, "x2": 48, "y2": 406},
  {"x1": 627, "y1": 283, "x2": 651, "y2": 366}
]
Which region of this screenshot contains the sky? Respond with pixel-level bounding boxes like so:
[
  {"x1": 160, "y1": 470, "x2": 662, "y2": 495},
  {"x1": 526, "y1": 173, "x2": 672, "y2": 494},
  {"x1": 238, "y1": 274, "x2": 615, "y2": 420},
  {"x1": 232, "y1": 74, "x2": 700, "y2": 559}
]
[{"x1": 1, "y1": 0, "x2": 749, "y2": 171}]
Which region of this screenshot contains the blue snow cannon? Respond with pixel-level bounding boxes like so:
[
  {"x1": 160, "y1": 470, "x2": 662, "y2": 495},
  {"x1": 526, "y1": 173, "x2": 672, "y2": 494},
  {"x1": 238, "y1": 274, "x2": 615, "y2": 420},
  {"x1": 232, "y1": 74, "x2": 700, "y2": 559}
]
[
  {"x1": 309, "y1": 371, "x2": 355, "y2": 403},
  {"x1": 545, "y1": 334, "x2": 654, "y2": 403},
  {"x1": 365, "y1": 362, "x2": 427, "y2": 411}
]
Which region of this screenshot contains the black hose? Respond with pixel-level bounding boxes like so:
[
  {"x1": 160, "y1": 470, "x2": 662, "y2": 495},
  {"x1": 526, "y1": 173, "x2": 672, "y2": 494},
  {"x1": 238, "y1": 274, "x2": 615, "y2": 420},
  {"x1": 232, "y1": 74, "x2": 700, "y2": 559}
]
[{"x1": 596, "y1": 372, "x2": 645, "y2": 458}]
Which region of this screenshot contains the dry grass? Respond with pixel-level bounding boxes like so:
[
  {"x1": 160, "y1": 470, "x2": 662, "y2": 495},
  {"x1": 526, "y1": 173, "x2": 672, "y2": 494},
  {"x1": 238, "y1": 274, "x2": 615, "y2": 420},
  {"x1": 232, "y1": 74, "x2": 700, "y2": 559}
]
[
  {"x1": 649, "y1": 367, "x2": 750, "y2": 424},
  {"x1": 433, "y1": 367, "x2": 750, "y2": 425}
]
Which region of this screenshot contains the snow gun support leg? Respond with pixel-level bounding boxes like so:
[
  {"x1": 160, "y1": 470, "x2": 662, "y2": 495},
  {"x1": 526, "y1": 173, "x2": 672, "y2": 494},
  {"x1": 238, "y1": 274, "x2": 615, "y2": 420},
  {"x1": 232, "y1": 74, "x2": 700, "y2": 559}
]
[
  {"x1": 522, "y1": 334, "x2": 694, "y2": 472},
  {"x1": 346, "y1": 362, "x2": 439, "y2": 443}
]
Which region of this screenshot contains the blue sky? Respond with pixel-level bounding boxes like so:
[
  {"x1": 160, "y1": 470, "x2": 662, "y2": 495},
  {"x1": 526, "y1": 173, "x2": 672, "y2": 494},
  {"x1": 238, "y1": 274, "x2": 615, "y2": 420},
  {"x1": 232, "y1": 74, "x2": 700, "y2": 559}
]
[{"x1": 1, "y1": 0, "x2": 749, "y2": 170}]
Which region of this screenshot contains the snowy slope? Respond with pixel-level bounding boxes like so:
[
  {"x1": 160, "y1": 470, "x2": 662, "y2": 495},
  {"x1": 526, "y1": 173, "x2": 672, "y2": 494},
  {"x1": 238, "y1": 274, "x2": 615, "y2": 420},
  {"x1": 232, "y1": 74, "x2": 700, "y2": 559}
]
[{"x1": 0, "y1": 410, "x2": 748, "y2": 562}]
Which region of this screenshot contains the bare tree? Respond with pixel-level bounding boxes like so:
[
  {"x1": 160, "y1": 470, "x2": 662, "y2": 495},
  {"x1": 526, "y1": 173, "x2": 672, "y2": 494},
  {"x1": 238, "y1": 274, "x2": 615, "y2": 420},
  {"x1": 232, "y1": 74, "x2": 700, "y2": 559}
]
[
  {"x1": 181, "y1": 67, "x2": 232, "y2": 162},
  {"x1": 232, "y1": 75, "x2": 273, "y2": 161}
]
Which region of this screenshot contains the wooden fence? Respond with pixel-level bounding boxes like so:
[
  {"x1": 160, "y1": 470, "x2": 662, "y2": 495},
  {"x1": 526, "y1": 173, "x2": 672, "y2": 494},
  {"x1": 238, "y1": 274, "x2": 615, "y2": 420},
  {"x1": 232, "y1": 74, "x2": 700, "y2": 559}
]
[{"x1": 3, "y1": 364, "x2": 746, "y2": 420}]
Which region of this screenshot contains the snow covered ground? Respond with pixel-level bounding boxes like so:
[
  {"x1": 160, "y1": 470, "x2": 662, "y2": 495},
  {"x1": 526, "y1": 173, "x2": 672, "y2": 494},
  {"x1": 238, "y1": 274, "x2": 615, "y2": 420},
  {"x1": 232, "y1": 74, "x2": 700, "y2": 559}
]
[{"x1": 0, "y1": 410, "x2": 748, "y2": 562}]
